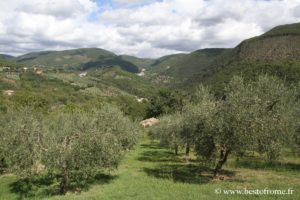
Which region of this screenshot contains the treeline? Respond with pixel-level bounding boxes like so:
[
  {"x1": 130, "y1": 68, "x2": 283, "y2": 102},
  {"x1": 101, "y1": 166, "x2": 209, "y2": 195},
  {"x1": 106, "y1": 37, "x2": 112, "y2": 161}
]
[
  {"x1": 150, "y1": 75, "x2": 300, "y2": 177},
  {"x1": 0, "y1": 104, "x2": 141, "y2": 195}
]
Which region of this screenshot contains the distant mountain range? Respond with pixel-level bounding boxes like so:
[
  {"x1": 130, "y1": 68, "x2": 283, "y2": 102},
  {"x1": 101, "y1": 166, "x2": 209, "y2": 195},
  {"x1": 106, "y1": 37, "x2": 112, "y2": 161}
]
[
  {"x1": 1, "y1": 22, "x2": 300, "y2": 91},
  {"x1": 0, "y1": 54, "x2": 14, "y2": 60},
  {"x1": 147, "y1": 22, "x2": 300, "y2": 89},
  {"x1": 8, "y1": 48, "x2": 144, "y2": 73}
]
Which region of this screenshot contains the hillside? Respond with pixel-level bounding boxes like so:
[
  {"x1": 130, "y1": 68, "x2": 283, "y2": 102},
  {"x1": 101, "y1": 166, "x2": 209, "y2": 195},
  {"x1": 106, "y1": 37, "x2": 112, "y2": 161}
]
[
  {"x1": 0, "y1": 54, "x2": 14, "y2": 60},
  {"x1": 146, "y1": 49, "x2": 230, "y2": 86},
  {"x1": 13, "y1": 48, "x2": 140, "y2": 73},
  {"x1": 181, "y1": 22, "x2": 300, "y2": 95},
  {"x1": 3, "y1": 23, "x2": 300, "y2": 93},
  {"x1": 0, "y1": 57, "x2": 160, "y2": 119},
  {"x1": 235, "y1": 23, "x2": 300, "y2": 61},
  {"x1": 119, "y1": 55, "x2": 155, "y2": 69},
  {"x1": 0, "y1": 18, "x2": 300, "y2": 200}
]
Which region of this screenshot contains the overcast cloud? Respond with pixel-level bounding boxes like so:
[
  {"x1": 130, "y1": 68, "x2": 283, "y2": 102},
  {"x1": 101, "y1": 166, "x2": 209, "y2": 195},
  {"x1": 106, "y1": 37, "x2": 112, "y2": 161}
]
[{"x1": 0, "y1": 0, "x2": 300, "y2": 58}]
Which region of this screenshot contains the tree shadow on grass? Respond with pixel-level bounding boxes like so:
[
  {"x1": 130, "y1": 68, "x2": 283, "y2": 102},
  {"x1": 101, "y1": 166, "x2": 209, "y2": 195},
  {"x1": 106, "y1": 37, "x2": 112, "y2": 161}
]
[
  {"x1": 235, "y1": 159, "x2": 300, "y2": 172},
  {"x1": 144, "y1": 163, "x2": 236, "y2": 184},
  {"x1": 10, "y1": 174, "x2": 54, "y2": 200},
  {"x1": 10, "y1": 173, "x2": 116, "y2": 199},
  {"x1": 140, "y1": 142, "x2": 164, "y2": 150},
  {"x1": 138, "y1": 150, "x2": 182, "y2": 163},
  {"x1": 140, "y1": 141, "x2": 239, "y2": 184}
]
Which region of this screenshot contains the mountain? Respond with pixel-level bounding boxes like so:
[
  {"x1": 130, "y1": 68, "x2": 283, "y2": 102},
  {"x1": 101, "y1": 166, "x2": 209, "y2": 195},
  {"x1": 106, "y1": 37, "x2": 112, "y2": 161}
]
[
  {"x1": 141, "y1": 22, "x2": 300, "y2": 92},
  {"x1": 193, "y1": 22, "x2": 300, "y2": 95},
  {"x1": 3, "y1": 22, "x2": 300, "y2": 92},
  {"x1": 0, "y1": 54, "x2": 14, "y2": 60},
  {"x1": 146, "y1": 48, "x2": 230, "y2": 86},
  {"x1": 234, "y1": 23, "x2": 300, "y2": 61},
  {"x1": 13, "y1": 48, "x2": 140, "y2": 73}
]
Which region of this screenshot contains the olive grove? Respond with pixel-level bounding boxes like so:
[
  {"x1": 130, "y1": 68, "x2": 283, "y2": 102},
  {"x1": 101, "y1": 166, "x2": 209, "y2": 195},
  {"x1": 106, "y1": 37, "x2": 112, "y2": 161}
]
[{"x1": 150, "y1": 75, "x2": 299, "y2": 178}]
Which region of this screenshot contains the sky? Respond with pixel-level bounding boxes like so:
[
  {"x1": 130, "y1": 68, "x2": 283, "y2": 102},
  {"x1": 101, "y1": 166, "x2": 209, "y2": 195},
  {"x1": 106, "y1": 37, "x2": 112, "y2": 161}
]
[{"x1": 0, "y1": 0, "x2": 300, "y2": 58}]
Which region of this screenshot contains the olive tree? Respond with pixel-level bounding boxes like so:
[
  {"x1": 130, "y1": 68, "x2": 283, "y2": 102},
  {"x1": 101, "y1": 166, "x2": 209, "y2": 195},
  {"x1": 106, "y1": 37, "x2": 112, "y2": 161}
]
[
  {"x1": 211, "y1": 75, "x2": 298, "y2": 177},
  {"x1": 181, "y1": 86, "x2": 218, "y2": 161},
  {"x1": 293, "y1": 83, "x2": 300, "y2": 152},
  {"x1": 150, "y1": 85, "x2": 217, "y2": 161},
  {"x1": 150, "y1": 112, "x2": 183, "y2": 155},
  {"x1": 0, "y1": 104, "x2": 141, "y2": 195},
  {"x1": 43, "y1": 105, "x2": 140, "y2": 194},
  {"x1": 0, "y1": 107, "x2": 45, "y2": 176}
]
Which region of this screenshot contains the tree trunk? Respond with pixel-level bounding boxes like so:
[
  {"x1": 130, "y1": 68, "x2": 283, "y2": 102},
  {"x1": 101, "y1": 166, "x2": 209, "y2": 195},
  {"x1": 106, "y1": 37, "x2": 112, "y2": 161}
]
[
  {"x1": 174, "y1": 144, "x2": 178, "y2": 155},
  {"x1": 213, "y1": 146, "x2": 230, "y2": 178},
  {"x1": 185, "y1": 142, "x2": 190, "y2": 162},
  {"x1": 59, "y1": 169, "x2": 69, "y2": 195}
]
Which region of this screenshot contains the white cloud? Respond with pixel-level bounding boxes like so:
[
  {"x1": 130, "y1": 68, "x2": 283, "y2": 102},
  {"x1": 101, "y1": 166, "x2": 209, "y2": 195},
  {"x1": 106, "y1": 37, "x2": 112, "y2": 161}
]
[
  {"x1": 112, "y1": 0, "x2": 156, "y2": 6},
  {"x1": 0, "y1": 0, "x2": 300, "y2": 58}
]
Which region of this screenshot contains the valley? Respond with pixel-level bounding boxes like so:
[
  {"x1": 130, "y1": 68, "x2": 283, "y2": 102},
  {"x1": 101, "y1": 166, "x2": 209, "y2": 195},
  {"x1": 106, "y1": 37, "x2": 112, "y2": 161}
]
[{"x1": 0, "y1": 22, "x2": 300, "y2": 200}]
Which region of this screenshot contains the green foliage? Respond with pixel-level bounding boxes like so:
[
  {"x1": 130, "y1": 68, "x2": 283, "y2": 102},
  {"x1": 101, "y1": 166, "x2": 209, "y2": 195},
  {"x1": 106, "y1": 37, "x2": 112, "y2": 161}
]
[
  {"x1": 186, "y1": 86, "x2": 218, "y2": 162},
  {"x1": 151, "y1": 75, "x2": 299, "y2": 177},
  {"x1": 219, "y1": 75, "x2": 297, "y2": 159},
  {"x1": 119, "y1": 55, "x2": 155, "y2": 69},
  {"x1": 146, "y1": 90, "x2": 185, "y2": 118},
  {"x1": 205, "y1": 60, "x2": 300, "y2": 98},
  {"x1": 13, "y1": 48, "x2": 140, "y2": 73},
  {"x1": 147, "y1": 48, "x2": 229, "y2": 87},
  {"x1": 113, "y1": 95, "x2": 148, "y2": 121},
  {"x1": 0, "y1": 107, "x2": 44, "y2": 176},
  {"x1": 0, "y1": 105, "x2": 141, "y2": 195},
  {"x1": 1, "y1": 138, "x2": 300, "y2": 200},
  {"x1": 90, "y1": 67, "x2": 158, "y2": 97},
  {"x1": 262, "y1": 22, "x2": 300, "y2": 37},
  {"x1": 150, "y1": 113, "x2": 183, "y2": 154},
  {"x1": 146, "y1": 23, "x2": 300, "y2": 91},
  {"x1": 150, "y1": 86, "x2": 217, "y2": 158},
  {"x1": 14, "y1": 94, "x2": 49, "y2": 110}
]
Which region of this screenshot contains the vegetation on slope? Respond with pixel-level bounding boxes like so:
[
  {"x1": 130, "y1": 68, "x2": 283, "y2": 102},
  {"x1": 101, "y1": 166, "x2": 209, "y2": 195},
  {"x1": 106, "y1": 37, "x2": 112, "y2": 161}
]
[
  {"x1": 181, "y1": 22, "x2": 300, "y2": 96},
  {"x1": 0, "y1": 22, "x2": 299, "y2": 200},
  {"x1": 0, "y1": 54, "x2": 14, "y2": 60},
  {"x1": 0, "y1": 65, "x2": 158, "y2": 120},
  {"x1": 119, "y1": 55, "x2": 155, "y2": 69},
  {"x1": 13, "y1": 48, "x2": 140, "y2": 73},
  {"x1": 262, "y1": 22, "x2": 300, "y2": 37},
  {"x1": 147, "y1": 49, "x2": 230, "y2": 87}
]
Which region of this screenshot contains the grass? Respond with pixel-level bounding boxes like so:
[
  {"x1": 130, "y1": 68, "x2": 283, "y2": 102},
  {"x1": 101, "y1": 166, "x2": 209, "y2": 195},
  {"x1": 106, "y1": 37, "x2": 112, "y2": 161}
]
[{"x1": 0, "y1": 138, "x2": 299, "y2": 200}]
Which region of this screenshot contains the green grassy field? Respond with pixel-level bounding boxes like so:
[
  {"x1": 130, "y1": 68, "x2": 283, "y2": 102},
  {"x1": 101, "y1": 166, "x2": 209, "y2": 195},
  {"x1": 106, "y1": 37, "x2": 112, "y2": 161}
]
[{"x1": 0, "y1": 138, "x2": 299, "y2": 200}]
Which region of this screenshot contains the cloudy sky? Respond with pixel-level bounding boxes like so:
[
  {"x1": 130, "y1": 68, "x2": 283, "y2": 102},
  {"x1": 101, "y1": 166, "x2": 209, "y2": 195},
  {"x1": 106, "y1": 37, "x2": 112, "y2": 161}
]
[{"x1": 0, "y1": 0, "x2": 300, "y2": 58}]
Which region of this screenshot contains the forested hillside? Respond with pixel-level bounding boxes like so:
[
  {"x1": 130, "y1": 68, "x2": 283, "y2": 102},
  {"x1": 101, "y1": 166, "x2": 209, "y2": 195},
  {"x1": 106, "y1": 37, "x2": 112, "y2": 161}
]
[
  {"x1": 184, "y1": 23, "x2": 300, "y2": 96},
  {"x1": 13, "y1": 48, "x2": 140, "y2": 73},
  {"x1": 147, "y1": 48, "x2": 230, "y2": 86}
]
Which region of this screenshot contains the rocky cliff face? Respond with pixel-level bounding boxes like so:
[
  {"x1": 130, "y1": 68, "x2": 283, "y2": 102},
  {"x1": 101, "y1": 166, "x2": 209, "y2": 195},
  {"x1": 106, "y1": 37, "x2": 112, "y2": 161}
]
[
  {"x1": 237, "y1": 35, "x2": 300, "y2": 61},
  {"x1": 235, "y1": 23, "x2": 300, "y2": 61}
]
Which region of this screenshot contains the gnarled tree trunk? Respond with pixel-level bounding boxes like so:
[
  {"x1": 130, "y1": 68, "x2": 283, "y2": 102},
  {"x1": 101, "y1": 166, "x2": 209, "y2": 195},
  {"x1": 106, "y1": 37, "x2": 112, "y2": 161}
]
[
  {"x1": 174, "y1": 144, "x2": 179, "y2": 155},
  {"x1": 214, "y1": 145, "x2": 230, "y2": 178}
]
